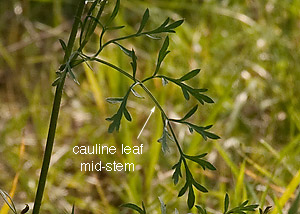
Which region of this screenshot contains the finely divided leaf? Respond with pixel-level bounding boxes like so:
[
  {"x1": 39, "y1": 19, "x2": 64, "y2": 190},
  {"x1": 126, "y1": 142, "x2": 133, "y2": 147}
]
[
  {"x1": 202, "y1": 130, "x2": 220, "y2": 140},
  {"x1": 131, "y1": 88, "x2": 144, "y2": 99},
  {"x1": 163, "y1": 77, "x2": 214, "y2": 104},
  {"x1": 154, "y1": 36, "x2": 170, "y2": 76},
  {"x1": 107, "y1": 93, "x2": 131, "y2": 133},
  {"x1": 142, "y1": 202, "x2": 146, "y2": 213},
  {"x1": 165, "y1": 19, "x2": 184, "y2": 31},
  {"x1": 179, "y1": 69, "x2": 200, "y2": 81},
  {"x1": 147, "y1": 18, "x2": 183, "y2": 35},
  {"x1": 194, "y1": 153, "x2": 208, "y2": 158},
  {"x1": 131, "y1": 49, "x2": 137, "y2": 79},
  {"x1": 158, "y1": 126, "x2": 173, "y2": 153},
  {"x1": 106, "y1": 110, "x2": 122, "y2": 133},
  {"x1": 137, "y1": 9, "x2": 149, "y2": 34},
  {"x1": 196, "y1": 94, "x2": 214, "y2": 103},
  {"x1": 172, "y1": 159, "x2": 182, "y2": 185},
  {"x1": 70, "y1": 59, "x2": 85, "y2": 68},
  {"x1": 59, "y1": 39, "x2": 67, "y2": 51},
  {"x1": 196, "y1": 88, "x2": 208, "y2": 92},
  {"x1": 159, "y1": 37, "x2": 169, "y2": 59},
  {"x1": 106, "y1": 25, "x2": 125, "y2": 30},
  {"x1": 121, "y1": 203, "x2": 146, "y2": 214},
  {"x1": 227, "y1": 200, "x2": 259, "y2": 213},
  {"x1": 157, "y1": 119, "x2": 174, "y2": 153},
  {"x1": 59, "y1": 63, "x2": 66, "y2": 71},
  {"x1": 195, "y1": 205, "x2": 207, "y2": 214},
  {"x1": 193, "y1": 180, "x2": 208, "y2": 193},
  {"x1": 185, "y1": 155, "x2": 216, "y2": 170},
  {"x1": 106, "y1": 0, "x2": 120, "y2": 26},
  {"x1": 52, "y1": 77, "x2": 61, "y2": 86},
  {"x1": 224, "y1": 193, "x2": 229, "y2": 213},
  {"x1": 160, "y1": 18, "x2": 170, "y2": 28},
  {"x1": 188, "y1": 185, "x2": 195, "y2": 209},
  {"x1": 183, "y1": 85, "x2": 214, "y2": 104},
  {"x1": 181, "y1": 87, "x2": 190, "y2": 100},
  {"x1": 152, "y1": 18, "x2": 169, "y2": 33},
  {"x1": 113, "y1": 42, "x2": 133, "y2": 57},
  {"x1": 124, "y1": 108, "x2": 132, "y2": 121},
  {"x1": 178, "y1": 182, "x2": 189, "y2": 197},
  {"x1": 187, "y1": 123, "x2": 220, "y2": 140},
  {"x1": 68, "y1": 67, "x2": 80, "y2": 85},
  {"x1": 262, "y1": 206, "x2": 272, "y2": 214},
  {"x1": 179, "y1": 105, "x2": 198, "y2": 121},
  {"x1": 106, "y1": 97, "x2": 123, "y2": 104},
  {"x1": 86, "y1": 0, "x2": 100, "y2": 16}
]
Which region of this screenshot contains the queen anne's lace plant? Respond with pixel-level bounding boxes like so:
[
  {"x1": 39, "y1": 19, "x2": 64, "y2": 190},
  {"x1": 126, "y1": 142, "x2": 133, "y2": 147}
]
[
  {"x1": 0, "y1": 1, "x2": 276, "y2": 213},
  {"x1": 53, "y1": 0, "x2": 220, "y2": 210}
]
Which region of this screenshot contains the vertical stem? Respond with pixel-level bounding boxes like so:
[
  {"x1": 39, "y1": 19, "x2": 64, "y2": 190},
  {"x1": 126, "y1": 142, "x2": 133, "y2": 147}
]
[
  {"x1": 63, "y1": 1, "x2": 85, "y2": 63},
  {"x1": 32, "y1": 1, "x2": 85, "y2": 213},
  {"x1": 32, "y1": 73, "x2": 66, "y2": 214}
]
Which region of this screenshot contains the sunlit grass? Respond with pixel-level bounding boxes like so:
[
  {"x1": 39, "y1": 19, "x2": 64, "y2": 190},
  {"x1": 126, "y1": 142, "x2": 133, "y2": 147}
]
[{"x1": 1, "y1": 0, "x2": 300, "y2": 213}]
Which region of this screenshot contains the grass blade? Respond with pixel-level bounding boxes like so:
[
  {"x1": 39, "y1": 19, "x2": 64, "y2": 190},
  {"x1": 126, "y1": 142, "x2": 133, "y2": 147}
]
[
  {"x1": 271, "y1": 170, "x2": 300, "y2": 213},
  {"x1": 288, "y1": 189, "x2": 300, "y2": 214},
  {"x1": 235, "y1": 161, "x2": 246, "y2": 205},
  {"x1": 0, "y1": 190, "x2": 17, "y2": 214}
]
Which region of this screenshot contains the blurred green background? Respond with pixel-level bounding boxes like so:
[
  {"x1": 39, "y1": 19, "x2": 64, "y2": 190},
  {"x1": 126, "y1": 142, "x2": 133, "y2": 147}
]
[{"x1": 1, "y1": 0, "x2": 300, "y2": 213}]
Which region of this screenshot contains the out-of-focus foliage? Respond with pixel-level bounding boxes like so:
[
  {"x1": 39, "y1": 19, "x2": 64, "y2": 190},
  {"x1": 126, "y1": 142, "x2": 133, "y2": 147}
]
[{"x1": 0, "y1": 0, "x2": 300, "y2": 213}]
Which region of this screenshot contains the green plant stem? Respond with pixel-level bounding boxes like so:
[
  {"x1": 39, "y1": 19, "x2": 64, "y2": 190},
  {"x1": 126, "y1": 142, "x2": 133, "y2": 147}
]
[
  {"x1": 94, "y1": 29, "x2": 162, "y2": 57},
  {"x1": 79, "y1": 0, "x2": 106, "y2": 52},
  {"x1": 139, "y1": 83, "x2": 185, "y2": 156},
  {"x1": 167, "y1": 120, "x2": 184, "y2": 155},
  {"x1": 63, "y1": 1, "x2": 85, "y2": 63},
  {"x1": 32, "y1": 1, "x2": 85, "y2": 213},
  {"x1": 32, "y1": 73, "x2": 67, "y2": 214},
  {"x1": 92, "y1": 57, "x2": 186, "y2": 156},
  {"x1": 87, "y1": 55, "x2": 198, "y2": 195},
  {"x1": 138, "y1": 83, "x2": 166, "y2": 116},
  {"x1": 92, "y1": 57, "x2": 136, "y2": 81}
]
